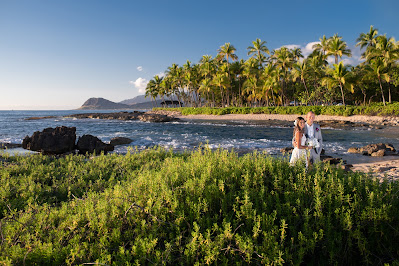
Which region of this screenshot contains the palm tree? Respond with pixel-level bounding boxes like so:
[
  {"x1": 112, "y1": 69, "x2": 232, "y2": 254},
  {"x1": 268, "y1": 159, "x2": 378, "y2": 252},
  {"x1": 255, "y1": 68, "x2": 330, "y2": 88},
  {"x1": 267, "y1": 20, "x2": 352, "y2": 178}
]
[
  {"x1": 217, "y1": 43, "x2": 238, "y2": 64},
  {"x1": 291, "y1": 47, "x2": 303, "y2": 62},
  {"x1": 307, "y1": 52, "x2": 328, "y2": 104},
  {"x1": 312, "y1": 35, "x2": 330, "y2": 56},
  {"x1": 166, "y1": 63, "x2": 184, "y2": 106},
  {"x1": 217, "y1": 43, "x2": 238, "y2": 106},
  {"x1": 261, "y1": 64, "x2": 279, "y2": 106},
  {"x1": 199, "y1": 77, "x2": 215, "y2": 107},
  {"x1": 326, "y1": 34, "x2": 352, "y2": 64},
  {"x1": 366, "y1": 35, "x2": 399, "y2": 103},
  {"x1": 356, "y1": 25, "x2": 379, "y2": 53},
  {"x1": 212, "y1": 72, "x2": 229, "y2": 107},
  {"x1": 145, "y1": 76, "x2": 164, "y2": 107},
  {"x1": 230, "y1": 59, "x2": 245, "y2": 106},
  {"x1": 247, "y1": 38, "x2": 270, "y2": 68},
  {"x1": 292, "y1": 59, "x2": 310, "y2": 99},
  {"x1": 322, "y1": 62, "x2": 354, "y2": 105},
  {"x1": 272, "y1": 47, "x2": 294, "y2": 104},
  {"x1": 365, "y1": 57, "x2": 390, "y2": 105},
  {"x1": 242, "y1": 77, "x2": 259, "y2": 106}
]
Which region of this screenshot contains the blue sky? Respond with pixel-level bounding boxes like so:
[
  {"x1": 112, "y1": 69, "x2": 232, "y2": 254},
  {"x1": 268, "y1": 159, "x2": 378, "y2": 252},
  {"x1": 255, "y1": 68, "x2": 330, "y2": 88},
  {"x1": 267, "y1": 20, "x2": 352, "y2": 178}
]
[{"x1": 1, "y1": 0, "x2": 398, "y2": 109}]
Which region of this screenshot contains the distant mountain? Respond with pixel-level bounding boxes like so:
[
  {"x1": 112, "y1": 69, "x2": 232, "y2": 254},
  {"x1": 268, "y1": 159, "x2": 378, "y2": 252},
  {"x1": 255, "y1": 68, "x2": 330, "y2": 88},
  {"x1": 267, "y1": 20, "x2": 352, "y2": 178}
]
[
  {"x1": 78, "y1": 97, "x2": 131, "y2": 110},
  {"x1": 128, "y1": 101, "x2": 157, "y2": 110},
  {"x1": 119, "y1": 95, "x2": 152, "y2": 105}
]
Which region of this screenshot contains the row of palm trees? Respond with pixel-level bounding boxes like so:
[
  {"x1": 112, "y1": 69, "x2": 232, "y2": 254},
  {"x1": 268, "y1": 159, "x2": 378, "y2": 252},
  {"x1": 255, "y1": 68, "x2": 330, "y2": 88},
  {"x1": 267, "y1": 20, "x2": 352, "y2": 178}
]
[{"x1": 145, "y1": 26, "x2": 399, "y2": 107}]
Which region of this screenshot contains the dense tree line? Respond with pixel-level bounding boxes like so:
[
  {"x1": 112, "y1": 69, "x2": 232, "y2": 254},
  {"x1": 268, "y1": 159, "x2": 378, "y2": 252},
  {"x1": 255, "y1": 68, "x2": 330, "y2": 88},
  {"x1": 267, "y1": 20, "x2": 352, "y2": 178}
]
[{"x1": 146, "y1": 26, "x2": 399, "y2": 107}]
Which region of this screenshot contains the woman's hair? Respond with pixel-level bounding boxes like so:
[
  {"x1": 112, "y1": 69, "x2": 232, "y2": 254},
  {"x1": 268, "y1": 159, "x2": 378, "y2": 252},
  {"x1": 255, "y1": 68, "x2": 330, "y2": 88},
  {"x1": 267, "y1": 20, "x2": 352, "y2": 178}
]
[{"x1": 293, "y1": 117, "x2": 305, "y2": 138}]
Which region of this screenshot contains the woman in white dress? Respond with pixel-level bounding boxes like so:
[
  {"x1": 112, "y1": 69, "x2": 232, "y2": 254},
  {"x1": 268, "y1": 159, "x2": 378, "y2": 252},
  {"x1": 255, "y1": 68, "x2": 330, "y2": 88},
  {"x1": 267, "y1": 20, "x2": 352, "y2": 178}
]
[{"x1": 290, "y1": 117, "x2": 312, "y2": 167}]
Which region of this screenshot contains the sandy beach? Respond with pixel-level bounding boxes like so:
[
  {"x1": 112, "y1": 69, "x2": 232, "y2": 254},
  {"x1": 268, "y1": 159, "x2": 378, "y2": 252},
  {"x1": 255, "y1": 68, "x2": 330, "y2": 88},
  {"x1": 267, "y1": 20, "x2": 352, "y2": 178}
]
[
  {"x1": 350, "y1": 158, "x2": 399, "y2": 182},
  {"x1": 175, "y1": 113, "x2": 399, "y2": 126}
]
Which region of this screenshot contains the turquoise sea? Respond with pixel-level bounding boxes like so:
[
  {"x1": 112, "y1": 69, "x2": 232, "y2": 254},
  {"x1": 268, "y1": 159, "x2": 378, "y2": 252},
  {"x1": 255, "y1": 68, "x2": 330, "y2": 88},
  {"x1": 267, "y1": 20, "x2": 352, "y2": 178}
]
[{"x1": 1, "y1": 110, "x2": 398, "y2": 164}]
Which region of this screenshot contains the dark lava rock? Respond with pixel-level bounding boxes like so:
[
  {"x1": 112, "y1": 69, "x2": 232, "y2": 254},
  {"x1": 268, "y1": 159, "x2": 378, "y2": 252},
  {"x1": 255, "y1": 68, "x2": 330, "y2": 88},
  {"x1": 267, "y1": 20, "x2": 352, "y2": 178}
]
[
  {"x1": 77, "y1": 134, "x2": 114, "y2": 154},
  {"x1": 280, "y1": 147, "x2": 294, "y2": 154},
  {"x1": 25, "y1": 116, "x2": 56, "y2": 120},
  {"x1": 110, "y1": 137, "x2": 133, "y2": 146},
  {"x1": 348, "y1": 143, "x2": 396, "y2": 156},
  {"x1": 22, "y1": 126, "x2": 76, "y2": 154},
  {"x1": 65, "y1": 111, "x2": 179, "y2": 123},
  {"x1": 138, "y1": 113, "x2": 178, "y2": 122},
  {"x1": 0, "y1": 142, "x2": 23, "y2": 149}
]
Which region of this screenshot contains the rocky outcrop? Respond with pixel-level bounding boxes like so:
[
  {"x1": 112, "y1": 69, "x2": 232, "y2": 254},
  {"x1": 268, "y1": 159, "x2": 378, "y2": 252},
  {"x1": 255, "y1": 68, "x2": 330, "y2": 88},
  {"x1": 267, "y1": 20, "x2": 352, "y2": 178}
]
[
  {"x1": 318, "y1": 120, "x2": 383, "y2": 129},
  {"x1": 110, "y1": 137, "x2": 133, "y2": 146},
  {"x1": 25, "y1": 116, "x2": 56, "y2": 120},
  {"x1": 65, "y1": 111, "x2": 179, "y2": 123},
  {"x1": 76, "y1": 135, "x2": 114, "y2": 154},
  {"x1": 0, "y1": 142, "x2": 23, "y2": 149},
  {"x1": 22, "y1": 126, "x2": 76, "y2": 154},
  {"x1": 347, "y1": 143, "x2": 397, "y2": 157},
  {"x1": 137, "y1": 113, "x2": 178, "y2": 122}
]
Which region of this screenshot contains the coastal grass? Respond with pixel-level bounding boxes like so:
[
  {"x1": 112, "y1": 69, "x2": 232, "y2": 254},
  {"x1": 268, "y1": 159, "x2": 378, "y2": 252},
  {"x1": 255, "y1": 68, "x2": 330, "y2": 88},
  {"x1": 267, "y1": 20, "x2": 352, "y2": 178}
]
[
  {"x1": 155, "y1": 102, "x2": 399, "y2": 117},
  {"x1": 1, "y1": 147, "x2": 399, "y2": 265}
]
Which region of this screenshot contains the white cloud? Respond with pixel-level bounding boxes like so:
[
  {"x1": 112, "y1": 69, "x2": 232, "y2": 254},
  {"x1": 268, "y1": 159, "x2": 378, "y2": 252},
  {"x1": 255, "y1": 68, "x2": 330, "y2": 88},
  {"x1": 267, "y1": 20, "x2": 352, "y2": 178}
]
[
  {"x1": 129, "y1": 77, "x2": 148, "y2": 93},
  {"x1": 281, "y1": 42, "x2": 318, "y2": 58},
  {"x1": 137, "y1": 66, "x2": 143, "y2": 71},
  {"x1": 156, "y1": 72, "x2": 165, "y2": 78},
  {"x1": 303, "y1": 41, "x2": 319, "y2": 57}
]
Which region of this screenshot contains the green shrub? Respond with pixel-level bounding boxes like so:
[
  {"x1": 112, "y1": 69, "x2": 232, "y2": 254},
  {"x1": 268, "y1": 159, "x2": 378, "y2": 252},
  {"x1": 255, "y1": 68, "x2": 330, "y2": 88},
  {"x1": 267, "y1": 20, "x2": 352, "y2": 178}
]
[
  {"x1": 156, "y1": 102, "x2": 399, "y2": 117},
  {"x1": 1, "y1": 148, "x2": 398, "y2": 265}
]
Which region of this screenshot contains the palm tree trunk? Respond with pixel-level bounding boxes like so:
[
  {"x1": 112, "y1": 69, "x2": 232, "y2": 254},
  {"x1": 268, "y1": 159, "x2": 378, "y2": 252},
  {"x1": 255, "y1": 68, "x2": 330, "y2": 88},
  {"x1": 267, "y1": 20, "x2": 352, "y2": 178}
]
[
  {"x1": 388, "y1": 83, "x2": 392, "y2": 103},
  {"x1": 339, "y1": 82, "x2": 345, "y2": 106},
  {"x1": 378, "y1": 77, "x2": 386, "y2": 106},
  {"x1": 302, "y1": 78, "x2": 310, "y2": 99}
]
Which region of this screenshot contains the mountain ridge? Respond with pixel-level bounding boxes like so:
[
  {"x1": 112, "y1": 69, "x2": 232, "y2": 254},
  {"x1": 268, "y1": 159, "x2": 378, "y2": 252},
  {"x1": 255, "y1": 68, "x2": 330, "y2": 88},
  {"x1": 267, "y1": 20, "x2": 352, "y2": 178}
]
[{"x1": 77, "y1": 97, "x2": 132, "y2": 110}]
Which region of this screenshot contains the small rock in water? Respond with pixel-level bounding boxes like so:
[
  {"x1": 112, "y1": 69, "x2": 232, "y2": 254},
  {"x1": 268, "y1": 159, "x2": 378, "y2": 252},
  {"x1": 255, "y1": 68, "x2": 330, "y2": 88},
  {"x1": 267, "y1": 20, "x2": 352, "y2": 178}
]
[{"x1": 110, "y1": 137, "x2": 133, "y2": 146}]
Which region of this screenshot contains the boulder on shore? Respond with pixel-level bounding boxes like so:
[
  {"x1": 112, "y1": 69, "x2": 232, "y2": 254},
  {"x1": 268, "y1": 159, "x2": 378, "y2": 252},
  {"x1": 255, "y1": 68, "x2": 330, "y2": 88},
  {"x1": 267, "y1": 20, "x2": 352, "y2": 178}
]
[
  {"x1": 77, "y1": 135, "x2": 114, "y2": 154},
  {"x1": 110, "y1": 137, "x2": 133, "y2": 146},
  {"x1": 22, "y1": 126, "x2": 76, "y2": 154},
  {"x1": 347, "y1": 143, "x2": 396, "y2": 157},
  {"x1": 137, "y1": 113, "x2": 178, "y2": 122}
]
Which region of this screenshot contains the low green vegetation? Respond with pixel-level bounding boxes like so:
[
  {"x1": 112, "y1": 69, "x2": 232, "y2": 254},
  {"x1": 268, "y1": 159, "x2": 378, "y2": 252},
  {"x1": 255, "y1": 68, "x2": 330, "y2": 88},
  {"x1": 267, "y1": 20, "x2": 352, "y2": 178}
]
[
  {"x1": 156, "y1": 102, "x2": 399, "y2": 116},
  {"x1": 1, "y1": 148, "x2": 398, "y2": 265}
]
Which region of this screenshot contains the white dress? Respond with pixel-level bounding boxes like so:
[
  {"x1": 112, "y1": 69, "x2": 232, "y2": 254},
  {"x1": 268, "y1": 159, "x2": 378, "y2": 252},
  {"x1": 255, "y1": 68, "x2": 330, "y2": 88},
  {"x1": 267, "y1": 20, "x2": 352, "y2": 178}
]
[{"x1": 290, "y1": 133, "x2": 308, "y2": 166}]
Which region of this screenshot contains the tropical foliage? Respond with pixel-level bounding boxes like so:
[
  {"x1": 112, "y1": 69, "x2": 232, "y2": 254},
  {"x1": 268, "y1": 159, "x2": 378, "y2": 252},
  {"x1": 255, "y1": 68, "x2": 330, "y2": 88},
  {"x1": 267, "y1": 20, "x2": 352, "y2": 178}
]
[
  {"x1": 146, "y1": 26, "x2": 399, "y2": 107},
  {"x1": 1, "y1": 148, "x2": 399, "y2": 264},
  {"x1": 156, "y1": 102, "x2": 399, "y2": 116}
]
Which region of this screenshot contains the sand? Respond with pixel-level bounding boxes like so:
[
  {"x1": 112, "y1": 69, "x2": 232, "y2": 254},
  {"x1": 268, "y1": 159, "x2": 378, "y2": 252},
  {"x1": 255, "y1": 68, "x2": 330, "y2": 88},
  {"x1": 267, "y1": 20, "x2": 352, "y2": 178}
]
[
  {"x1": 350, "y1": 158, "x2": 399, "y2": 182},
  {"x1": 176, "y1": 113, "x2": 399, "y2": 126}
]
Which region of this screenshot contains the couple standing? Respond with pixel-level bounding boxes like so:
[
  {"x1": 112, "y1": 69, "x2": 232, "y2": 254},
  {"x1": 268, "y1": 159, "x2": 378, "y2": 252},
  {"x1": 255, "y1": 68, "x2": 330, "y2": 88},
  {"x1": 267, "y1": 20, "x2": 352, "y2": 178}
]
[{"x1": 289, "y1": 111, "x2": 323, "y2": 167}]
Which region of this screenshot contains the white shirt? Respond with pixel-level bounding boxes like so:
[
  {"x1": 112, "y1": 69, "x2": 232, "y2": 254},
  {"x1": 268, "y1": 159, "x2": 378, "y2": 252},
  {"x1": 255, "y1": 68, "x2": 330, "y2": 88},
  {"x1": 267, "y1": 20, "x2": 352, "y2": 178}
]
[{"x1": 306, "y1": 123, "x2": 314, "y2": 138}]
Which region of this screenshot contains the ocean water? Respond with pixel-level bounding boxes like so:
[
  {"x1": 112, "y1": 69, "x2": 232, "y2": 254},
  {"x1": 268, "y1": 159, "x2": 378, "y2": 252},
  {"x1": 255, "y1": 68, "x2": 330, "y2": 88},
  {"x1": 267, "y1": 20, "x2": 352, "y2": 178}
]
[{"x1": 1, "y1": 110, "x2": 398, "y2": 164}]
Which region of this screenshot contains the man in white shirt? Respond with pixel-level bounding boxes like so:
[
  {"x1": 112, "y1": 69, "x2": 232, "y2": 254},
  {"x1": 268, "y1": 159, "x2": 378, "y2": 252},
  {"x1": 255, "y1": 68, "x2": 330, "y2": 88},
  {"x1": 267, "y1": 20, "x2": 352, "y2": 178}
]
[{"x1": 304, "y1": 111, "x2": 323, "y2": 164}]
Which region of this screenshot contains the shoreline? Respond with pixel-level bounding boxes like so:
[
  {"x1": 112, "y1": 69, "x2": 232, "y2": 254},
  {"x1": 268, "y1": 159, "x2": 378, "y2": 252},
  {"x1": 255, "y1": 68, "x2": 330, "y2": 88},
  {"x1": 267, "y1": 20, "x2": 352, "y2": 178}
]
[
  {"x1": 147, "y1": 110, "x2": 399, "y2": 126},
  {"x1": 176, "y1": 113, "x2": 399, "y2": 126}
]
